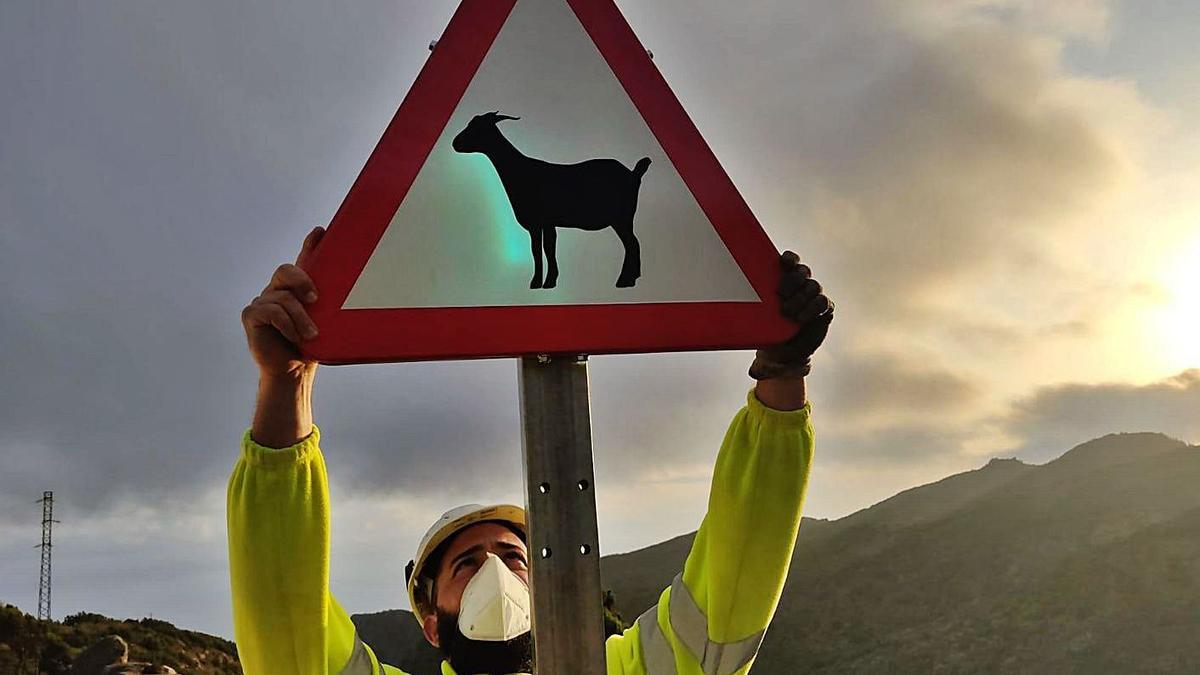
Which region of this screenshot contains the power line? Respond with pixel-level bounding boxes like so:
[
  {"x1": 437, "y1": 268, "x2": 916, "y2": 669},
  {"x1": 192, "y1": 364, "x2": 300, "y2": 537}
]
[{"x1": 35, "y1": 491, "x2": 58, "y2": 621}]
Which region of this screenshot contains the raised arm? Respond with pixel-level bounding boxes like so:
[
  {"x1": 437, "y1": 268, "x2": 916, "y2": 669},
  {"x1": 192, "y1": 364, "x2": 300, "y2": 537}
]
[
  {"x1": 242, "y1": 227, "x2": 323, "y2": 448},
  {"x1": 228, "y1": 227, "x2": 399, "y2": 675},
  {"x1": 607, "y1": 252, "x2": 833, "y2": 675}
]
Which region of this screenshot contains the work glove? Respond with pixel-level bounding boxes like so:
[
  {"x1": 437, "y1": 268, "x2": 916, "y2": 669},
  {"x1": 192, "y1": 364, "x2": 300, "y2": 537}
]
[{"x1": 748, "y1": 251, "x2": 834, "y2": 380}]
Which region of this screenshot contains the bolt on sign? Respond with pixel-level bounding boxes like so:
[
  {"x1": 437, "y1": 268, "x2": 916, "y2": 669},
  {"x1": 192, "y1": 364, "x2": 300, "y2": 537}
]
[{"x1": 302, "y1": 0, "x2": 794, "y2": 364}]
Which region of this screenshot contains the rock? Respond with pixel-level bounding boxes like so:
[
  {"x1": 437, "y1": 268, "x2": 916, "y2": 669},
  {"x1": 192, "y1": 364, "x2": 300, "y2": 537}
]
[{"x1": 71, "y1": 635, "x2": 128, "y2": 675}]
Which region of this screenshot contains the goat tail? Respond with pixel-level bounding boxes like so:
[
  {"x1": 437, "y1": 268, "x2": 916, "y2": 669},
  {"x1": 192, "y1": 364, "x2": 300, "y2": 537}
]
[{"x1": 632, "y1": 157, "x2": 652, "y2": 180}]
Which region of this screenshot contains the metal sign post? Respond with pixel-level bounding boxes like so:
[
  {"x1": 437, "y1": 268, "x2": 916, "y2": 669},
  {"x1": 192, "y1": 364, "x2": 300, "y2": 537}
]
[{"x1": 519, "y1": 354, "x2": 606, "y2": 674}]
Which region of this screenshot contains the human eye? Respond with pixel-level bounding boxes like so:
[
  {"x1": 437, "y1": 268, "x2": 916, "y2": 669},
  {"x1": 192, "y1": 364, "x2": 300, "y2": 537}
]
[
  {"x1": 454, "y1": 555, "x2": 481, "y2": 577},
  {"x1": 504, "y1": 551, "x2": 528, "y2": 567}
]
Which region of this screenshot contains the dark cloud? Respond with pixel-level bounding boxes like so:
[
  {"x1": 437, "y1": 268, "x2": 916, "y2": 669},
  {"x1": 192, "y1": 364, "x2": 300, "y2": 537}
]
[
  {"x1": 0, "y1": 295, "x2": 250, "y2": 523},
  {"x1": 819, "y1": 349, "x2": 980, "y2": 424},
  {"x1": 591, "y1": 352, "x2": 756, "y2": 472},
  {"x1": 798, "y1": 347, "x2": 982, "y2": 466},
  {"x1": 312, "y1": 360, "x2": 524, "y2": 501},
  {"x1": 296, "y1": 351, "x2": 757, "y2": 504},
  {"x1": 617, "y1": 0, "x2": 1145, "y2": 329},
  {"x1": 813, "y1": 365, "x2": 1200, "y2": 468},
  {"x1": 996, "y1": 369, "x2": 1200, "y2": 463},
  {"x1": 0, "y1": 0, "x2": 452, "y2": 522},
  {"x1": 821, "y1": 421, "x2": 977, "y2": 466}
]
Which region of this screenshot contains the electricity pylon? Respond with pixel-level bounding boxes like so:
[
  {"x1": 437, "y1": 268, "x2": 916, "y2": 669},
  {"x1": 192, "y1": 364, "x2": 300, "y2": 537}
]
[{"x1": 35, "y1": 491, "x2": 58, "y2": 621}]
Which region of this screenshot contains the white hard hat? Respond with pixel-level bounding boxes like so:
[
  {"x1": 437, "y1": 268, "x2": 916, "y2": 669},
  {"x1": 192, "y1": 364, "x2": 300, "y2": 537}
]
[{"x1": 405, "y1": 503, "x2": 527, "y2": 624}]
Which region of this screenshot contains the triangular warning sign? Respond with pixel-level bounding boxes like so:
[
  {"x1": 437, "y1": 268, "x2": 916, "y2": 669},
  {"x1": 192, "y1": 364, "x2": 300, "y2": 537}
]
[{"x1": 303, "y1": 0, "x2": 794, "y2": 363}]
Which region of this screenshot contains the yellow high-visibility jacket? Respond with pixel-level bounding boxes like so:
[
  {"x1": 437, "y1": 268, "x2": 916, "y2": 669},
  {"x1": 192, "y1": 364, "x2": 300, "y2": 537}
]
[{"x1": 228, "y1": 389, "x2": 815, "y2": 675}]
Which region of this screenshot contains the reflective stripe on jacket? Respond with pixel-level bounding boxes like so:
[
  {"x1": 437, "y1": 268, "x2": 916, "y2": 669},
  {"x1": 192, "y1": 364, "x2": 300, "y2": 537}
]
[{"x1": 228, "y1": 388, "x2": 815, "y2": 675}]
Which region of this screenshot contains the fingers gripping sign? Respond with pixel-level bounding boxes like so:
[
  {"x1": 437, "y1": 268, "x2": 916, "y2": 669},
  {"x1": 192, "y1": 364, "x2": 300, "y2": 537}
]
[
  {"x1": 293, "y1": 225, "x2": 325, "y2": 271},
  {"x1": 749, "y1": 250, "x2": 834, "y2": 380},
  {"x1": 241, "y1": 227, "x2": 327, "y2": 377}
]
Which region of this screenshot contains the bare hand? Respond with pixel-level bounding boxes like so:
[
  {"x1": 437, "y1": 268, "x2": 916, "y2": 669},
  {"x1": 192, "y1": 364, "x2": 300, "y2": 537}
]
[
  {"x1": 749, "y1": 251, "x2": 834, "y2": 380},
  {"x1": 241, "y1": 227, "x2": 325, "y2": 378}
]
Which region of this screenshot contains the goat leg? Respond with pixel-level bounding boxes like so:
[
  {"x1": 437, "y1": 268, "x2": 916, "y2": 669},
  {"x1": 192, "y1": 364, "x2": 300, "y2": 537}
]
[
  {"x1": 528, "y1": 226, "x2": 544, "y2": 289},
  {"x1": 614, "y1": 221, "x2": 641, "y2": 288},
  {"x1": 543, "y1": 227, "x2": 559, "y2": 289}
]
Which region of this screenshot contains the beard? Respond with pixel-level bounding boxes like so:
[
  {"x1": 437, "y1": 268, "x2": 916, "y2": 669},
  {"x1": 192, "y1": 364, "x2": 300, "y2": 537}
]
[{"x1": 436, "y1": 608, "x2": 534, "y2": 674}]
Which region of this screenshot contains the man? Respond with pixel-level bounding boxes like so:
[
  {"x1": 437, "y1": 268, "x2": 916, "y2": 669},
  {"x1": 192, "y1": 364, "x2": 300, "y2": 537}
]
[{"x1": 228, "y1": 226, "x2": 834, "y2": 675}]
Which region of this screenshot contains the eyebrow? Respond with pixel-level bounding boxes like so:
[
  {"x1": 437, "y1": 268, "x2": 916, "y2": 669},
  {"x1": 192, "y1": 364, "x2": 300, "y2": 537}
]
[{"x1": 449, "y1": 541, "x2": 526, "y2": 571}]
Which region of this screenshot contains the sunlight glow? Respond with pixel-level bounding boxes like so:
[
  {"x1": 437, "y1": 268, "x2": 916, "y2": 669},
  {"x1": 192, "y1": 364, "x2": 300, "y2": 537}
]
[{"x1": 1152, "y1": 235, "x2": 1200, "y2": 369}]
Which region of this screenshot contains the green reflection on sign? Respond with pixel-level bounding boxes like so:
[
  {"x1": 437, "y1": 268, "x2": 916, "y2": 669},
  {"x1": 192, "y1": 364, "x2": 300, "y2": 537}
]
[{"x1": 460, "y1": 154, "x2": 527, "y2": 267}]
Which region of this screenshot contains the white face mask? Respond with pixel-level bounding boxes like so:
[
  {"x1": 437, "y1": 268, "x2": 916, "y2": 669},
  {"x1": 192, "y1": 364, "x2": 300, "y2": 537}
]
[{"x1": 457, "y1": 552, "x2": 532, "y2": 642}]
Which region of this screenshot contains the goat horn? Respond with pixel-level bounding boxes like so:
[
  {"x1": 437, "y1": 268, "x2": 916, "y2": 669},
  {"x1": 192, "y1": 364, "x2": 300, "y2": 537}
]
[{"x1": 494, "y1": 114, "x2": 521, "y2": 122}]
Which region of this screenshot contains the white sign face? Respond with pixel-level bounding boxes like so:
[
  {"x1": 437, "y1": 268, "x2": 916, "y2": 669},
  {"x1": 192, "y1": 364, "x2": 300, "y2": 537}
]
[{"x1": 343, "y1": 0, "x2": 759, "y2": 309}]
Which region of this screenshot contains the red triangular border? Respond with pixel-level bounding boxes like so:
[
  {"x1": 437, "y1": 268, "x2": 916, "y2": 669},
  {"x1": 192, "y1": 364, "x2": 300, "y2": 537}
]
[{"x1": 302, "y1": 0, "x2": 794, "y2": 364}]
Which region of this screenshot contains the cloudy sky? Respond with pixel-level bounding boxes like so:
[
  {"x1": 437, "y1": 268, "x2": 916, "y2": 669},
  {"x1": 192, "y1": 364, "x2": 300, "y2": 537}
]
[{"x1": 1, "y1": 0, "x2": 1197, "y2": 639}]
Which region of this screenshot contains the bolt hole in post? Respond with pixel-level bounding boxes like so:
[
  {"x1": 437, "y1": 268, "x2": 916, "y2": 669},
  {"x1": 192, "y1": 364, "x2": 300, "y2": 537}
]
[
  {"x1": 539, "y1": 482, "x2": 550, "y2": 494},
  {"x1": 541, "y1": 547, "x2": 553, "y2": 559},
  {"x1": 579, "y1": 544, "x2": 591, "y2": 555},
  {"x1": 577, "y1": 479, "x2": 589, "y2": 491}
]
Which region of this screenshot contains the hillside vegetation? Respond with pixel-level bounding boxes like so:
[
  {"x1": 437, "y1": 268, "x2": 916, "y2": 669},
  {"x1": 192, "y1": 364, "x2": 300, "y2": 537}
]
[{"x1": 0, "y1": 606, "x2": 240, "y2": 674}]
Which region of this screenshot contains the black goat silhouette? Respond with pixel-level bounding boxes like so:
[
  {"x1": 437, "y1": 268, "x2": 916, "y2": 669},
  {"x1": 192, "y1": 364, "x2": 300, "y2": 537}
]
[{"x1": 452, "y1": 111, "x2": 651, "y2": 289}]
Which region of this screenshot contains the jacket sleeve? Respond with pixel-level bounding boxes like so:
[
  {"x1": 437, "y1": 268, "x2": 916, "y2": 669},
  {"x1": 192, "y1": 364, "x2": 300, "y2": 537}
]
[
  {"x1": 227, "y1": 425, "x2": 402, "y2": 675},
  {"x1": 606, "y1": 389, "x2": 815, "y2": 675}
]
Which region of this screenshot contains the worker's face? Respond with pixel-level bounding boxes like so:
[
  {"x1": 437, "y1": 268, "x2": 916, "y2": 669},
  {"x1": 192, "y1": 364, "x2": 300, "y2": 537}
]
[
  {"x1": 421, "y1": 521, "x2": 531, "y2": 651},
  {"x1": 433, "y1": 522, "x2": 530, "y2": 616},
  {"x1": 421, "y1": 522, "x2": 534, "y2": 671}
]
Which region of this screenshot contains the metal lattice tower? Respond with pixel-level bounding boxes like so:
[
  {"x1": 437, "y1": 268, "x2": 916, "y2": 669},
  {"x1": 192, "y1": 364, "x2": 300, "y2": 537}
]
[{"x1": 36, "y1": 491, "x2": 58, "y2": 621}]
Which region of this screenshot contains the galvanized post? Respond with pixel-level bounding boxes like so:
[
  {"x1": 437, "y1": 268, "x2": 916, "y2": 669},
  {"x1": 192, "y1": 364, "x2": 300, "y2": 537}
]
[{"x1": 519, "y1": 354, "x2": 605, "y2": 675}]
